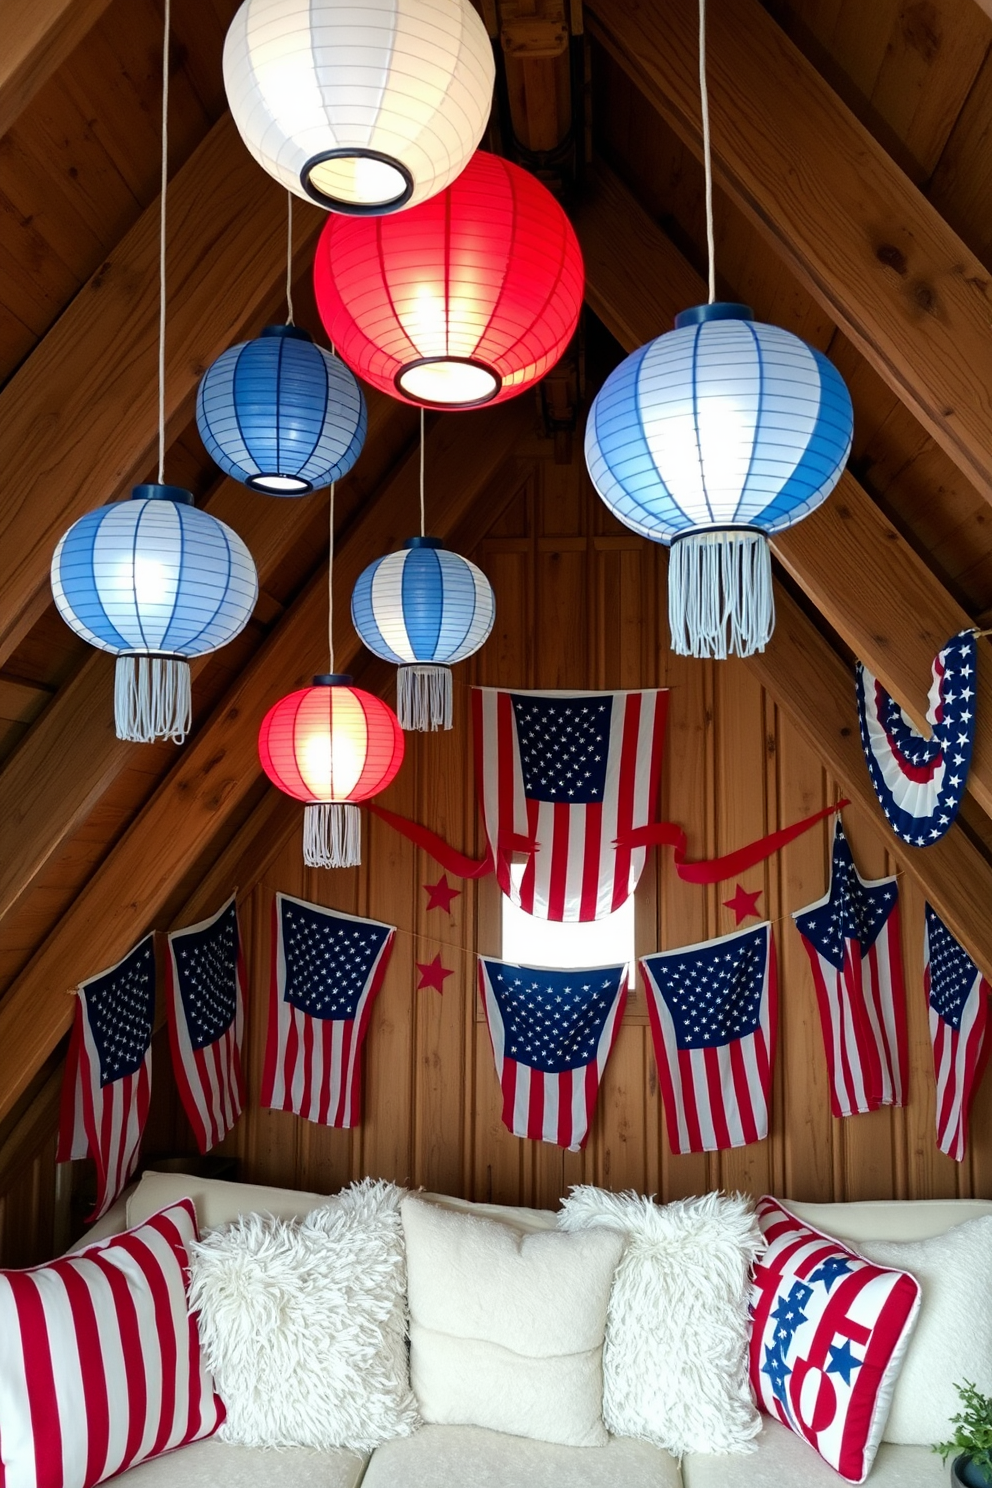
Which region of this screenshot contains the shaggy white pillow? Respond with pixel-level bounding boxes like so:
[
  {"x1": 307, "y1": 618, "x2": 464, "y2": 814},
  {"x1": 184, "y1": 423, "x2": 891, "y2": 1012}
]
[
  {"x1": 857, "y1": 1215, "x2": 992, "y2": 1445},
  {"x1": 187, "y1": 1178, "x2": 420, "y2": 1452},
  {"x1": 401, "y1": 1195, "x2": 624, "y2": 1447},
  {"x1": 558, "y1": 1187, "x2": 764, "y2": 1456}
]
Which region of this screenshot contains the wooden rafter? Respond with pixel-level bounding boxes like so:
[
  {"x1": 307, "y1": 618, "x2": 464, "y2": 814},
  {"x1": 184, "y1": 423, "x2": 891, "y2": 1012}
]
[
  {"x1": 0, "y1": 390, "x2": 408, "y2": 927},
  {"x1": 586, "y1": 0, "x2": 992, "y2": 507},
  {"x1": 0, "y1": 113, "x2": 325, "y2": 670},
  {"x1": 0, "y1": 0, "x2": 113, "y2": 138},
  {"x1": 574, "y1": 163, "x2": 992, "y2": 823},
  {"x1": 0, "y1": 398, "x2": 536, "y2": 1126}
]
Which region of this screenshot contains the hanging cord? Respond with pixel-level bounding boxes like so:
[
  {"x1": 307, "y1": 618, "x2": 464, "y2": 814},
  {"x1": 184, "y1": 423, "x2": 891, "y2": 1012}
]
[
  {"x1": 328, "y1": 481, "x2": 336, "y2": 673},
  {"x1": 285, "y1": 192, "x2": 295, "y2": 325},
  {"x1": 973, "y1": 626, "x2": 992, "y2": 639},
  {"x1": 419, "y1": 407, "x2": 426, "y2": 537},
  {"x1": 156, "y1": 0, "x2": 172, "y2": 482},
  {"x1": 699, "y1": 0, "x2": 716, "y2": 304}
]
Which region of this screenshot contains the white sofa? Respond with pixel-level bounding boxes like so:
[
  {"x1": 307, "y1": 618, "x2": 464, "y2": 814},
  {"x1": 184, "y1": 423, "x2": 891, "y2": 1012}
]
[{"x1": 86, "y1": 1171, "x2": 987, "y2": 1488}]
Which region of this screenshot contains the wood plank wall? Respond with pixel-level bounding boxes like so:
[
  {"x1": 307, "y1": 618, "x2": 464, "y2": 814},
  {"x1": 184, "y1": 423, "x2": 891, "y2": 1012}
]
[{"x1": 3, "y1": 444, "x2": 990, "y2": 1263}]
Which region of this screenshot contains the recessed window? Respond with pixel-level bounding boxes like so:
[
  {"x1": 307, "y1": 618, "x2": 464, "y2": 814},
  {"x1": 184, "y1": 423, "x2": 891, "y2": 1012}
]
[{"x1": 501, "y1": 864, "x2": 636, "y2": 987}]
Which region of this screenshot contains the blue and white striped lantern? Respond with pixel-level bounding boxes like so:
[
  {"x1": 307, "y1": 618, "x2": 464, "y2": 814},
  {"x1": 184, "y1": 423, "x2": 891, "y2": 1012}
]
[
  {"x1": 351, "y1": 536, "x2": 495, "y2": 730},
  {"x1": 585, "y1": 303, "x2": 853, "y2": 659},
  {"x1": 196, "y1": 325, "x2": 367, "y2": 495},
  {"x1": 51, "y1": 484, "x2": 258, "y2": 743}
]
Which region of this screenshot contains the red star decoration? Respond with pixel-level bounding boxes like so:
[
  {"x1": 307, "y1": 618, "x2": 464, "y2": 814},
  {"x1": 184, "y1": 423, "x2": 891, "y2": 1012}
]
[
  {"x1": 416, "y1": 954, "x2": 453, "y2": 995},
  {"x1": 723, "y1": 883, "x2": 763, "y2": 925},
  {"x1": 424, "y1": 874, "x2": 461, "y2": 914}
]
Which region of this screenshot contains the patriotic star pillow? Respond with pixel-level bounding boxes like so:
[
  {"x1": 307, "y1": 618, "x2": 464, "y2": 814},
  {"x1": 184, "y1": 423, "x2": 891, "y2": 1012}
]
[
  {"x1": 749, "y1": 1197, "x2": 920, "y2": 1483},
  {"x1": 856, "y1": 628, "x2": 977, "y2": 847}
]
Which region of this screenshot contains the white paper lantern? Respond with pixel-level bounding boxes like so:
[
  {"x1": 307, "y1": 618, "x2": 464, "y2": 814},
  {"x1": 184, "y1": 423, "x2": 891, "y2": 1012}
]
[{"x1": 223, "y1": 0, "x2": 495, "y2": 215}]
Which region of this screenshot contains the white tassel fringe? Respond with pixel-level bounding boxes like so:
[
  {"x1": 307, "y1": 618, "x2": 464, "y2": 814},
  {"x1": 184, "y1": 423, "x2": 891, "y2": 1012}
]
[
  {"x1": 304, "y1": 802, "x2": 361, "y2": 868},
  {"x1": 115, "y1": 655, "x2": 191, "y2": 743},
  {"x1": 397, "y1": 664, "x2": 452, "y2": 731},
  {"x1": 668, "y1": 530, "x2": 774, "y2": 660}
]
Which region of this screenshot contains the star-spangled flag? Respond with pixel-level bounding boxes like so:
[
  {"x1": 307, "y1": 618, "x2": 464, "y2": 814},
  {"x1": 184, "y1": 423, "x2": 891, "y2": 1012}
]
[
  {"x1": 262, "y1": 893, "x2": 395, "y2": 1127},
  {"x1": 57, "y1": 934, "x2": 156, "y2": 1221},
  {"x1": 165, "y1": 894, "x2": 246, "y2": 1154},
  {"x1": 856, "y1": 628, "x2": 977, "y2": 846},
  {"x1": 925, "y1": 904, "x2": 992, "y2": 1161},
  {"x1": 641, "y1": 923, "x2": 777, "y2": 1154},
  {"x1": 478, "y1": 957, "x2": 627, "y2": 1150},
  {"x1": 793, "y1": 819, "x2": 907, "y2": 1118},
  {"x1": 473, "y1": 687, "x2": 668, "y2": 922}
]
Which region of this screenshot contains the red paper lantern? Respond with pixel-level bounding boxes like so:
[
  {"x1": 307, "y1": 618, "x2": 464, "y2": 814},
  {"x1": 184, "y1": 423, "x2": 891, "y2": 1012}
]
[
  {"x1": 313, "y1": 151, "x2": 584, "y2": 410},
  {"x1": 259, "y1": 674, "x2": 404, "y2": 867}
]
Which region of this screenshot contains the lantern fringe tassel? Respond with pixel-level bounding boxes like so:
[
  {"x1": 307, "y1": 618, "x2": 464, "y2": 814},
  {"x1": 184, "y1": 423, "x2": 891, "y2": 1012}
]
[
  {"x1": 115, "y1": 655, "x2": 192, "y2": 744},
  {"x1": 668, "y1": 529, "x2": 774, "y2": 660},
  {"x1": 397, "y1": 664, "x2": 452, "y2": 732},
  {"x1": 304, "y1": 802, "x2": 361, "y2": 868}
]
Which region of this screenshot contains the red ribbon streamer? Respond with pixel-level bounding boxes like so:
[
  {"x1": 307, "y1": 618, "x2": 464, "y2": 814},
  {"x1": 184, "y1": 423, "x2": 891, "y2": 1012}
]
[{"x1": 368, "y1": 800, "x2": 847, "y2": 887}]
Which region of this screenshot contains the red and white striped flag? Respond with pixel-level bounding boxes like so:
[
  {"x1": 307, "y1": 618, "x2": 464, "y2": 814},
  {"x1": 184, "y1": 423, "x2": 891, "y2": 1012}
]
[
  {"x1": 793, "y1": 819, "x2": 907, "y2": 1117},
  {"x1": 925, "y1": 903, "x2": 992, "y2": 1161},
  {"x1": 165, "y1": 894, "x2": 246, "y2": 1154},
  {"x1": 641, "y1": 923, "x2": 777, "y2": 1154},
  {"x1": 57, "y1": 934, "x2": 156, "y2": 1221},
  {"x1": 262, "y1": 893, "x2": 395, "y2": 1127},
  {"x1": 473, "y1": 687, "x2": 668, "y2": 922},
  {"x1": 478, "y1": 957, "x2": 627, "y2": 1150}
]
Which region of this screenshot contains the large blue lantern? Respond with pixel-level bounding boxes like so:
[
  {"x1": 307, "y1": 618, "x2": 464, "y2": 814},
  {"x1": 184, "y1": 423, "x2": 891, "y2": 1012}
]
[
  {"x1": 585, "y1": 303, "x2": 853, "y2": 659},
  {"x1": 351, "y1": 536, "x2": 495, "y2": 730},
  {"x1": 196, "y1": 325, "x2": 367, "y2": 495},
  {"x1": 51, "y1": 484, "x2": 258, "y2": 743}
]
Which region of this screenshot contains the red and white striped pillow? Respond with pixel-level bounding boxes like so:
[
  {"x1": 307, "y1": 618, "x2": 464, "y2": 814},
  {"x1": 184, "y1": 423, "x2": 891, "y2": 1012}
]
[{"x1": 0, "y1": 1199, "x2": 223, "y2": 1488}]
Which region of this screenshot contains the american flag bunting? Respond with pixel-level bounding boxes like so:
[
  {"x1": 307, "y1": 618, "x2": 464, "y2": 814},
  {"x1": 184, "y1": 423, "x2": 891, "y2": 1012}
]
[
  {"x1": 58, "y1": 933, "x2": 156, "y2": 1221},
  {"x1": 925, "y1": 904, "x2": 992, "y2": 1161},
  {"x1": 641, "y1": 923, "x2": 777, "y2": 1154},
  {"x1": 793, "y1": 819, "x2": 907, "y2": 1117},
  {"x1": 165, "y1": 893, "x2": 246, "y2": 1154},
  {"x1": 473, "y1": 687, "x2": 668, "y2": 922},
  {"x1": 262, "y1": 893, "x2": 395, "y2": 1127},
  {"x1": 478, "y1": 957, "x2": 627, "y2": 1150}
]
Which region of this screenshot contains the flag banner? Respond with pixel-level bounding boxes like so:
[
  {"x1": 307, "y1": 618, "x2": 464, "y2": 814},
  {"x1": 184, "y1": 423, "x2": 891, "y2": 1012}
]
[
  {"x1": 478, "y1": 957, "x2": 627, "y2": 1150},
  {"x1": 641, "y1": 923, "x2": 777, "y2": 1154},
  {"x1": 58, "y1": 933, "x2": 156, "y2": 1221},
  {"x1": 473, "y1": 686, "x2": 668, "y2": 921},
  {"x1": 856, "y1": 628, "x2": 976, "y2": 846},
  {"x1": 165, "y1": 893, "x2": 246, "y2": 1154},
  {"x1": 925, "y1": 904, "x2": 992, "y2": 1161},
  {"x1": 793, "y1": 818, "x2": 907, "y2": 1118},
  {"x1": 262, "y1": 893, "x2": 395, "y2": 1127}
]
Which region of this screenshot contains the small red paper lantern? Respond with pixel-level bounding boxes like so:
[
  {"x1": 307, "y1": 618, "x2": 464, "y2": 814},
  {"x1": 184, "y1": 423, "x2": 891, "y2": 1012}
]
[
  {"x1": 259, "y1": 674, "x2": 404, "y2": 867},
  {"x1": 313, "y1": 151, "x2": 584, "y2": 410}
]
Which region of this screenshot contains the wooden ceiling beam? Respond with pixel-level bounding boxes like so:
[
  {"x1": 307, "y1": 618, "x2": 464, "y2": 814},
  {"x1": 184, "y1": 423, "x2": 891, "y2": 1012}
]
[
  {"x1": 585, "y1": 0, "x2": 992, "y2": 509},
  {"x1": 575, "y1": 163, "x2": 992, "y2": 821},
  {"x1": 0, "y1": 398, "x2": 536, "y2": 1126},
  {"x1": 0, "y1": 113, "x2": 325, "y2": 670},
  {"x1": 0, "y1": 390, "x2": 408, "y2": 928},
  {"x1": 0, "y1": 0, "x2": 113, "y2": 139}
]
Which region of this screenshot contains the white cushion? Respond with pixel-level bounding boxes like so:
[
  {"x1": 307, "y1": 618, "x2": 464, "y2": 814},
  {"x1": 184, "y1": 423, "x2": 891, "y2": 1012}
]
[
  {"x1": 112, "y1": 1438, "x2": 368, "y2": 1486},
  {"x1": 559, "y1": 1187, "x2": 763, "y2": 1455},
  {"x1": 361, "y1": 1424, "x2": 682, "y2": 1488},
  {"x1": 682, "y1": 1417, "x2": 946, "y2": 1487},
  {"x1": 127, "y1": 1171, "x2": 326, "y2": 1230},
  {"x1": 785, "y1": 1197, "x2": 992, "y2": 1243},
  {"x1": 187, "y1": 1179, "x2": 419, "y2": 1453},
  {"x1": 418, "y1": 1191, "x2": 558, "y2": 1232},
  {"x1": 856, "y1": 1215, "x2": 992, "y2": 1445},
  {"x1": 401, "y1": 1195, "x2": 624, "y2": 1447}
]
